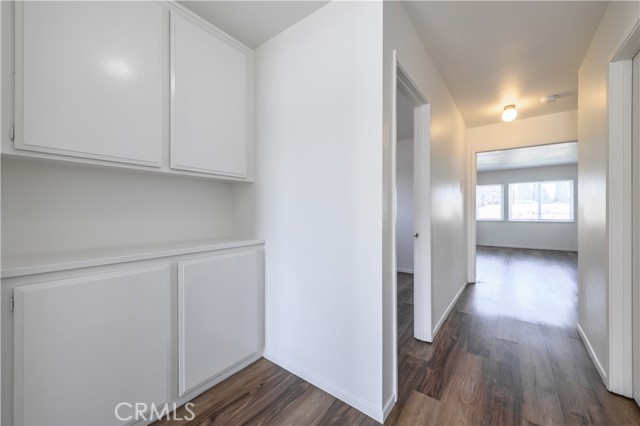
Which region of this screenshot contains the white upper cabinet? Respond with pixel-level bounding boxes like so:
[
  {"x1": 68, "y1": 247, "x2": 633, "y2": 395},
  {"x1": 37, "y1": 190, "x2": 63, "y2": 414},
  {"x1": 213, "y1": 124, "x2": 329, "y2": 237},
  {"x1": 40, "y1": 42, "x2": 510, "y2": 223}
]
[
  {"x1": 15, "y1": 1, "x2": 166, "y2": 167},
  {"x1": 171, "y1": 12, "x2": 253, "y2": 179},
  {"x1": 9, "y1": 2, "x2": 254, "y2": 181}
]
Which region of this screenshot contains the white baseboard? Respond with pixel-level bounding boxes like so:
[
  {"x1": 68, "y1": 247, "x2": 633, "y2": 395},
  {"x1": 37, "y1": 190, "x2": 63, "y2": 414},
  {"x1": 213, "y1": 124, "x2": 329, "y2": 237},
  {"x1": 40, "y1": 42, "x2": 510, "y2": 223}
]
[
  {"x1": 397, "y1": 268, "x2": 414, "y2": 274},
  {"x1": 263, "y1": 352, "x2": 384, "y2": 423},
  {"x1": 577, "y1": 323, "x2": 608, "y2": 386},
  {"x1": 431, "y1": 281, "x2": 468, "y2": 338},
  {"x1": 476, "y1": 243, "x2": 577, "y2": 253},
  {"x1": 382, "y1": 393, "x2": 396, "y2": 422}
]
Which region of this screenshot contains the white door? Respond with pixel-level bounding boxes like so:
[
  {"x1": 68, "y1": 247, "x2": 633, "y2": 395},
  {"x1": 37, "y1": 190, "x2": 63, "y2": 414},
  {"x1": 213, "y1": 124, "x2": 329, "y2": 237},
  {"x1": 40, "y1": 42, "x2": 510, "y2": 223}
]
[
  {"x1": 632, "y1": 50, "x2": 640, "y2": 407},
  {"x1": 413, "y1": 103, "x2": 432, "y2": 342}
]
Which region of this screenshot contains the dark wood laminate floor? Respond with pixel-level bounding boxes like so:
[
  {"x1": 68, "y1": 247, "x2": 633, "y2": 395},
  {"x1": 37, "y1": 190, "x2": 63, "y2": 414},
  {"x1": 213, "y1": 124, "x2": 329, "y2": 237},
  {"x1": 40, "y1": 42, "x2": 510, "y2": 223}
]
[
  {"x1": 386, "y1": 246, "x2": 640, "y2": 426},
  {"x1": 159, "y1": 246, "x2": 640, "y2": 425}
]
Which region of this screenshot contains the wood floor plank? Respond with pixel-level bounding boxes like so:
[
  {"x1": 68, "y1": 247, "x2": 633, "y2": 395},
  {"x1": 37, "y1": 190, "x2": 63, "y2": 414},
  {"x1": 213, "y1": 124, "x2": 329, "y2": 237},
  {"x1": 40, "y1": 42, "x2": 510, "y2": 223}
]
[
  {"x1": 519, "y1": 333, "x2": 565, "y2": 426},
  {"x1": 433, "y1": 350, "x2": 487, "y2": 426},
  {"x1": 193, "y1": 369, "x2": 306, "y2": 426},
  {"x1": 314, "y1": 399, "x2": 377, "y2": 426},
  {"x1": 556, "y1": 381, "x2": 607, "y2": 426},
  {"x1": 393, "y1": 391, "x2": 440, "y2": 426},
  {"x1": 264, "y1": 386, "x2": 336, "y2": 426}
]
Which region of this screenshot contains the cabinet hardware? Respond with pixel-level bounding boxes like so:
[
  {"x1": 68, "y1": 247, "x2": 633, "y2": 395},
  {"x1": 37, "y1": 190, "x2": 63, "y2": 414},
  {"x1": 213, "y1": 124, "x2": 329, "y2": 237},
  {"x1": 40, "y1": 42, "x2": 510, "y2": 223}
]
[
  {"x1": 414, "y1": 233, "x2": 419, "y2": 238},
  {"x1": 10, "y1": 295, "x2": 14, "y2": 312},
  {"x1": 10, "y1": 125, "x2": 15, "y2": 142}
]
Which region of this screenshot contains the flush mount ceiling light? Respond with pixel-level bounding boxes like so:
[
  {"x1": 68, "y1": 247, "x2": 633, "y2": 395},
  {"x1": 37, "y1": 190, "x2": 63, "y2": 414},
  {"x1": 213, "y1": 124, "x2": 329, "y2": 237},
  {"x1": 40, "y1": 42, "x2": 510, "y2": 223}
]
[
  {"x1": 540, "y1": 95, "x2": 558, "y2": 104},
  {"x1": 501, "y1": 105, "x2": 517, "y2": 122}
]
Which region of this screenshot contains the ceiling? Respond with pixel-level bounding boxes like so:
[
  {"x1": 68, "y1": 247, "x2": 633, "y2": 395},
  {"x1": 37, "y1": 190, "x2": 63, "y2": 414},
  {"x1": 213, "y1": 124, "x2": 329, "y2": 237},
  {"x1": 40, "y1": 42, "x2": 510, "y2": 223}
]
[
  {"x1": 477, "y1": 142, "x2": 578, "y2": 172},
  {"x1": 404, "y1": 1, "x2": 608, "y2": 128},
  {"x1": 178, "y1": 1, "x2": 328, "y2": 49},
  {"x1": 179, "y1": 1, "x2": 608, "y2": 129}
]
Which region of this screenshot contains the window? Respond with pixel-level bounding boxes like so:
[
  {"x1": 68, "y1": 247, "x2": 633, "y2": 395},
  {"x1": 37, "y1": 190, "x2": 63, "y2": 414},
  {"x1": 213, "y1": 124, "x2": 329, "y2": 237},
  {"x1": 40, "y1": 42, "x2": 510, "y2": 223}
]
[
  {"x1": 476, "y1": 184, "x2": 503, "y2": 221},
  {"x1": 508, "y1": 180, "x2": 574, "y2": 222}
]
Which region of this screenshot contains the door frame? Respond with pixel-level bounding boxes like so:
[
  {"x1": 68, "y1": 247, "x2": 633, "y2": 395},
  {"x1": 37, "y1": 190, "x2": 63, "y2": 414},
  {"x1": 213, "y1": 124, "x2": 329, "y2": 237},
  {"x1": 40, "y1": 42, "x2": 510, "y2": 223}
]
[
  {"x1": 396, "y1": 62, "x2": 432, "y2": 343},
  {"x1": 391, "y1": 52, "x2": 432, "y2": 401},
  {"x1": 608, "y1": 18, "x2": 640, "y2": 397}
]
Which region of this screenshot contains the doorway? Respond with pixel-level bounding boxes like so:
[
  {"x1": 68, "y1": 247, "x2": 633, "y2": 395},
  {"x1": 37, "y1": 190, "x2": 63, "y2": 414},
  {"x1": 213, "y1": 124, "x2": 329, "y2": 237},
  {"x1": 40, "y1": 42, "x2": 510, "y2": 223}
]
[
  {"x1": 473, "y1": 142, "x2": 579, "y2": 328},
  {"x1": 394, "y1": 63, "x2": 431, "y2": 343},
  {"x1": 392, "y1": 59, "x2": 432, "y2": 400}
]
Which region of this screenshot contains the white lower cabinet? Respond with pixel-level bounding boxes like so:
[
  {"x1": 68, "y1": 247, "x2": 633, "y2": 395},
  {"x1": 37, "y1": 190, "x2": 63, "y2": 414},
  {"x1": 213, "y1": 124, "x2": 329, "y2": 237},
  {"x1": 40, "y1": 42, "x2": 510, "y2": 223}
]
[
  {"x1": 13, "y1": 265, "x2": 171, "y2": 426},
  {"x1": 5, "y1": 240, "x2": 264, "y2": 426},
  {"x1": 178, "y1": 249, "x2": 261, "y2": 395}
]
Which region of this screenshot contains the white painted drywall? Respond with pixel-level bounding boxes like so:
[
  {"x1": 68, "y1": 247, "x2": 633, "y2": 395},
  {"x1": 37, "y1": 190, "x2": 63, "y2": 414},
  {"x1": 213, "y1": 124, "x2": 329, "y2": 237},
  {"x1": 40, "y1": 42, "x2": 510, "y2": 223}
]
[
  {"x1": 578, "y1": 1, "x2": 640, "y2": 386},
  {"x1": 237, "y1": 2, "x2": 385, "y2": 420},
  {"x1": 476, "y1": 164, "x2": 578, "y2": 252},
  {"x1": 383, "y1": 2, "x2": 468, "y2": 412},
  {"x1": 396, "y1": 139, "x2": 414, "y2": 273},
  {"x1": 466, "y1": 110, "x2": 579, "y2": 281},
  {"x1": 1, "y1": 158, "x2": 234, "y2": 255}
]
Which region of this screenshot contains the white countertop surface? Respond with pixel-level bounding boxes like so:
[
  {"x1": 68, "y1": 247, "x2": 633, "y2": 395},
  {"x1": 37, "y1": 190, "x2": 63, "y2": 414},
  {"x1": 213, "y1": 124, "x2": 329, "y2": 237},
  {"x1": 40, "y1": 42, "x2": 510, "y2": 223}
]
[{"x1": 1, "y1": 238, "x2": 265, "y2": 278}]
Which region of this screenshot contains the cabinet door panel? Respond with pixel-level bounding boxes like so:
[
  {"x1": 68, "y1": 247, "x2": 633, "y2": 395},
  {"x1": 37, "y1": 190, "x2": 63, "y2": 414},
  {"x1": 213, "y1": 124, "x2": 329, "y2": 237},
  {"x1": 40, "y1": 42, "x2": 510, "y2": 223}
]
[
  {"x1": 13, "y1": 265, "x2": 171, "y2": 426},
  {"x1": 16, "y1": 2, "x2": 165, "y2": 166},
  {"x1": 171, "y1": 12, "x2": 250, "y2": 178},
  {"x1": 178, "y1": 249, "x2": 260, "y2": 395}
]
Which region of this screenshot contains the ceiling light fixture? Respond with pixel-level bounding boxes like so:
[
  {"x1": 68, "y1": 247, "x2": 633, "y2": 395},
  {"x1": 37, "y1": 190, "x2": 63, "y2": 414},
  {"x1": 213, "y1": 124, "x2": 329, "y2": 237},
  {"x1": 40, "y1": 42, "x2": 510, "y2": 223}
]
[{"x1": 501, "y1": 105, "x2": 517, "y2": 122}]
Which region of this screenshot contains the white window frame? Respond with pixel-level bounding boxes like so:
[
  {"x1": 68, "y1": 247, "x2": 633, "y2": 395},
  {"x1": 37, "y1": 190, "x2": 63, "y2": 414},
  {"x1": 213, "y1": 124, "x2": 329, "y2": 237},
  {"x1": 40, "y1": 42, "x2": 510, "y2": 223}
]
[
  {"x1": 508, "y1": 179, "x2": 575, "y2": 223},
  {"x1": 476, "y1": 184, "x2": 504, "y2": 221}
]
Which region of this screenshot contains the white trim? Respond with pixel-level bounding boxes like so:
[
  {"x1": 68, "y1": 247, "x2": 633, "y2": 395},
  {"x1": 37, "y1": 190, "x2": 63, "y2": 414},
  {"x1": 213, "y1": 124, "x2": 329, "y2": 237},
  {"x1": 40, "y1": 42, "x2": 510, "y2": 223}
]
[
  {"x1": 431, "y1": 281, "x2": 468, "y2": 339},
  {"x1": 397, "y1": 268, "x2": 414, "y2": 274},
  {"x1": 391, "y1": 50, "x2": 399, "y2": 404},
  {"x1": 476, "y1": 243, "x2": 577, "y2": 253},
  {"x1": 382, "y1": 393, "x2": 396, "y2": 422},
  {"x1": 578, "y1": 323, "x2": 608, "y2": 385},
  {"x1": 263, "y1": 352, "x2": 384, "y2": 423},
  {"x1": 608, "y1": 57, "x2": 634, "y2": 398}
]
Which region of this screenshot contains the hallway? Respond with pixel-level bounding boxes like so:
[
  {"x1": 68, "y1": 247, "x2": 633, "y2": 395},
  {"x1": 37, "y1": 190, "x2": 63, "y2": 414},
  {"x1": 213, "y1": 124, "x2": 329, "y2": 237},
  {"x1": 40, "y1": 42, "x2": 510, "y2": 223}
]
[{"x1": 386, "y1": 246, "x2": 640, "y2": 425}]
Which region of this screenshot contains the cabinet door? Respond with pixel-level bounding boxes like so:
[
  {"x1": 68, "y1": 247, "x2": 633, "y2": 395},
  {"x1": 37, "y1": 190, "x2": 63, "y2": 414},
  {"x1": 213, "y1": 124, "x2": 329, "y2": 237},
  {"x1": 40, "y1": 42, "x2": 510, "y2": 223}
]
[
  {"x1": 13, "y1": 265, "x2": 171, "y2": 426},
  {"x1": 178, "y1": 249, "x2": 260, "y2": 395},
  {"x1": 171, "y1": 12, "x2": 252, "y2": 178},
  {"x1": 15, "y1": 2, "x2": 165, "y2": 167}
]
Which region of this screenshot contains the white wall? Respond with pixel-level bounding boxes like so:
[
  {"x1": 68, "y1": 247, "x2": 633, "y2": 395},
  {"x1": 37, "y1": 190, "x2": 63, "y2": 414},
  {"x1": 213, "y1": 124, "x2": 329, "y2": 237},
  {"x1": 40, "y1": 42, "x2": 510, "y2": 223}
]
[
  {"x1": 396, "y1": 139, "x2": 414, "y2": 273},
  {"x1": 237, "y1": 2, "x2": 385, "y2": 421},
  {"x1": 578, "y1": 1, "x2": 640, "y2": 387},
  {"x1": 383, "y1": 2, "x2": 468, "y2": 413},
  {"x1": 1, "y1": 158, "x2": 234, "y2": 255},
  {"x1": 477, "y1": 164, "x2": 578, "y2": 252},
  {"x1": 466, "y1": 110, "x2": 578, "y2": 280}
]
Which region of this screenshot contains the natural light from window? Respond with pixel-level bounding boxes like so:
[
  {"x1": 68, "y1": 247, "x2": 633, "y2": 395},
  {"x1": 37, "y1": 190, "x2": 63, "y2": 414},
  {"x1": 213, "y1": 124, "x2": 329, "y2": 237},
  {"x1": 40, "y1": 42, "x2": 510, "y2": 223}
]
[
  {"x1": 476, "y1": 184, "x2": 503, "y2": 221},
  {"x1": 509, "y1": 180, "x2": 574, "y2": 222}
]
